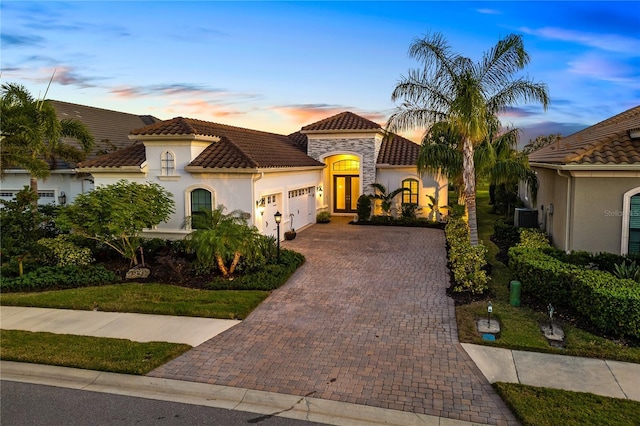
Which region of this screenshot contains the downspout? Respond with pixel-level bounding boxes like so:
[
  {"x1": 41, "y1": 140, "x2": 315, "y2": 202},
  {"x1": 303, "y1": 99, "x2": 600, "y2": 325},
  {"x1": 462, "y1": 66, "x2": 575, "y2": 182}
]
[{"x1": 556, "y1": 169, "x2": 572, "y2": 252}]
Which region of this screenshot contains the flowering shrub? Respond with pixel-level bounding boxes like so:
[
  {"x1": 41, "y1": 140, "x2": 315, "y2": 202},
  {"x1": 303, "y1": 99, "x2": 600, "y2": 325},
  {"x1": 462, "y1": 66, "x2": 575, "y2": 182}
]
[
  {"x1": 37, "y1": 235, "x2": 94, "y2": 266},
  {"x1": 445, "y1": 217, "x2": 489, "y2": 294}
]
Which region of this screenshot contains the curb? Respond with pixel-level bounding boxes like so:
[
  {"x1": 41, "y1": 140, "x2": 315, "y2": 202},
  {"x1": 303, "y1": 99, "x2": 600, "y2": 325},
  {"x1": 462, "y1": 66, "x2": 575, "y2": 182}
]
[{"x1": 0, "y1": 361, "x2": 478, "y2": 426}]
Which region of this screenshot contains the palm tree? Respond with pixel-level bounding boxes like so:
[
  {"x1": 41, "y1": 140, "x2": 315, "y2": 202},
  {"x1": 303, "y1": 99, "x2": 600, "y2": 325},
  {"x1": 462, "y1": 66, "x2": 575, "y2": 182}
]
[
  {"x1": 370, "y1": 183, "x2": 409, "y2": 216},
  {"x1": 0, "y1": 83, "x2": 94, "y2": 195},
  {"x1": 186, "y1": 205, "x2": 260, "y2": 277},
  {"x1": 387, "y1": 33, "x2": 549, "y2": 245}
]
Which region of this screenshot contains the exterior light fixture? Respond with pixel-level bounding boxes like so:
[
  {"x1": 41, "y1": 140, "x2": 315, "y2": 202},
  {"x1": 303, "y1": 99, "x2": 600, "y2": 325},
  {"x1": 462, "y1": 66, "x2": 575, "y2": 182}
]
[
  {"x1": 487, "y1": 301, "x2": 493, "y2": 327},
  {"x1": 317, "y1": 185, "x2": 323, "y2": 193},
  {"x1": 274, "y1": 211, "x2": 282, "y2": 262},
  {"x1": 256, "y1": 198, "x2": 266, "y2": 215},
  {"x1": 58, "y1": 191, "x2": 67, "y2": 206}
]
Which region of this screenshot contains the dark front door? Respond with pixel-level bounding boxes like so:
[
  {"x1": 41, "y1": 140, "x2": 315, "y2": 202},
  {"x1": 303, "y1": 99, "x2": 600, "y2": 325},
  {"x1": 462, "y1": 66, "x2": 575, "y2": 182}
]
[{"x1": 334, "y1": 175, "x2": 359, "y2": 213}]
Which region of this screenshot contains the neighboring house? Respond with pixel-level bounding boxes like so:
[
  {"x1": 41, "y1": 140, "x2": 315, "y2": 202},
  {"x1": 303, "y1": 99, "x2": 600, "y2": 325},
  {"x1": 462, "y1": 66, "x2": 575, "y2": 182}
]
[
  {"x1": 77, "y1": 111, "x2": 448, "y2": 240},
  {"x1": 0, "y1": 100, "x2": 160, "y2": 206},
  {"x1": 521, "y1": 105, "x2": 640, "y2": 255}
]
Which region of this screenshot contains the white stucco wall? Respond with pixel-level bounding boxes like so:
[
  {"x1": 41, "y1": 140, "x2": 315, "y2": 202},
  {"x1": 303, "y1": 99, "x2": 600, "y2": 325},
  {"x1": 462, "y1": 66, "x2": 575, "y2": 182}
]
[{"x1": 375, "y1": 167, "x2": 448, "y2": 219}]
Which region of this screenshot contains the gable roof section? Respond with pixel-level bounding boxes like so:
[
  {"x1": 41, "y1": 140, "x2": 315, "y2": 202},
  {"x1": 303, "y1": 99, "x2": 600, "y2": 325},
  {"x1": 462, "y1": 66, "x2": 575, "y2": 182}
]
[
  {"x1": 131, "y1": 117, "x2": 324, "y2": 169},
  {"x1": 301, "y1": 111, "x2": 382, "y2": 132},
  {"x1": 529, "y1": 105, "x2": 640, "y2": 165},
  {"x1": 51, "y1": 100, "x2": 161, "y2": 161}
]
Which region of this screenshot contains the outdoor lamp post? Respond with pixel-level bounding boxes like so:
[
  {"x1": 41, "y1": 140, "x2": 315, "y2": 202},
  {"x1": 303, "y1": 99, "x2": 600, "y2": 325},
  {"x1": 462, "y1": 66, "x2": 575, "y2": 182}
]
[
  {"x1": 274, "y1": 211, "x2": 282, "y2": 262},
  {"x1": 487, "y1": 301, "x2": 493, "y2": 327}
]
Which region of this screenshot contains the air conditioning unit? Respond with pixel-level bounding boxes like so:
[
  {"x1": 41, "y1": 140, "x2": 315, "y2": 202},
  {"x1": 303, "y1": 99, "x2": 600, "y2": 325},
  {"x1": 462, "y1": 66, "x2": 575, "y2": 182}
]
[{"x1": 514, "y1": 208, "x2": 538, "y2": 228}]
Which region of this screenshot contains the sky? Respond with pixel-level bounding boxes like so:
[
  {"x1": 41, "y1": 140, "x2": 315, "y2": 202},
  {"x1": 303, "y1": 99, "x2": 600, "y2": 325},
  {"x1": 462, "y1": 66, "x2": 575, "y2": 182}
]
[{"x1": 2, "y1": 1, "x2": 639, "y2": 145}]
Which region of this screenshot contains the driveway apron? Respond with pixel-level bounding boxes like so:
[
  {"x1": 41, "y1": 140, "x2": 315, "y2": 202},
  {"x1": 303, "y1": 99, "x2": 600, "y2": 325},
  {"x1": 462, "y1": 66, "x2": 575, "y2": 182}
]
[{"x1": 149, "y1": 220, "x2": 517, "y2": 425}]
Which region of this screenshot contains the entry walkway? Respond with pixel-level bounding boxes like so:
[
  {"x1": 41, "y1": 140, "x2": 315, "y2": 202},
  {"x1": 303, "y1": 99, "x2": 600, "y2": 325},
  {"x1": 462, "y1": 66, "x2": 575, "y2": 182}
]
[{"x1": 149, "y1": 221, "x2": 518, "y2": 424}]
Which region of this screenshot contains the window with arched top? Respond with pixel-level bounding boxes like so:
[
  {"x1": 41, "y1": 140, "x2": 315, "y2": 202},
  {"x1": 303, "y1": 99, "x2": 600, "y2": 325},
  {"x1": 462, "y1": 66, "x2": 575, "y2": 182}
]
[
  {"x1": 190, "y1": 188, "x2": 212, "y2": 229},
  {"x1": 161, "y1": 151, "x2": 175, "y2": 176},
  {"x1": 402, "y1": 178, "x2": 419, "y2": 205},
  {"x1": 622, "y1": 187, "x2": 640, "y2": 255}
]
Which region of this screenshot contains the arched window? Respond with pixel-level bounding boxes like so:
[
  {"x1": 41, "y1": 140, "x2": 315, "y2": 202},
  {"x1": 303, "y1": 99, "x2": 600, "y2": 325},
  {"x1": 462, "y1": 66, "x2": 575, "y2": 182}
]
[
  {"x1": 333, "y1": 159, "x2": 360, "y2": 172},
  {"x1": 190, "y1": 188, "x2": 212, "y2": 229},
  {"x1": 161, "y1": 151, "x2": 175, "y2": 176},
  {"x1": 622, "y1": 187, "x2": 640, "y2": 255},
  {"x1": 402, "y1": 178, "x2": 419, "y2": 205}
]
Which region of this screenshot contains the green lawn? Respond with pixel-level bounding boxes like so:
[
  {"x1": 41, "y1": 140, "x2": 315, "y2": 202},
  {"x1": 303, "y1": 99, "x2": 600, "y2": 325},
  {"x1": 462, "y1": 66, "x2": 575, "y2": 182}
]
[
  {"x1": 0, "y1": 283, "x2": 269, "y2": 320},
  {"x1": 493, "y1": 382, "x2": 640, "y2": 426},
  {"x1": 0, "y1": 329, "x2": 191, "y2": 374}
]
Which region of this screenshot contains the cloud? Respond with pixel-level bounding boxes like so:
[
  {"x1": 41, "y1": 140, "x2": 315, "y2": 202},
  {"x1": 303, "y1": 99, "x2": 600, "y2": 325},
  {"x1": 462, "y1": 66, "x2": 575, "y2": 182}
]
[
  {"x1": 274, "y1": 104, "x2": 386, "y2": 127},
  {"x1": 162, "y1": 99, "x2": 246, "y2": 119},
  {"x1": 1, "y1": 33, "x2": 44, "y2": 47},
  {"x1": 52, "y1": 67, "x2": 98, "y2": 88},
  {"x1": 501, "y1": 107, "x2": 538, "y2": 119},
  {"x1": 110, "y1": 83, "x2": 258, "y2": 100},
  {"x1": 519, "y1": 27, "x2": 640, "y2": 54},
  {"x1": 476, "y1": 8, "x2": 501, "y2": 15},
  {"x1": 568, "y1": 54, "x2": 639, "y2": 84},
  {"x1": 518, "y1": 121, "x2": 586, "y2": 147}
]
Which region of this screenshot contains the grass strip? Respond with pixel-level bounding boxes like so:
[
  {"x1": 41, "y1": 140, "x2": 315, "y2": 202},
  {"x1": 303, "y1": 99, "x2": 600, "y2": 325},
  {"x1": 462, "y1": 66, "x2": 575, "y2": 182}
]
[
  {"x1": 493, "y1": 382, "x2": 640, "y2": 426},
  {"x1": 0, "y1": 330, "x2": 191, "y2": 375},
  {"x1": 0, "y1": 283, "x2": 269, "y2": 320}
]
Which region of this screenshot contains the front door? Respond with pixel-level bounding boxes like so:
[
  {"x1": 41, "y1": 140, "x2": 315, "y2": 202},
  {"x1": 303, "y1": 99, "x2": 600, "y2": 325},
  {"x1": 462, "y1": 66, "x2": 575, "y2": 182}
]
[{"x1": 334, "y1": 175, "x2": 359, "y2": 213}]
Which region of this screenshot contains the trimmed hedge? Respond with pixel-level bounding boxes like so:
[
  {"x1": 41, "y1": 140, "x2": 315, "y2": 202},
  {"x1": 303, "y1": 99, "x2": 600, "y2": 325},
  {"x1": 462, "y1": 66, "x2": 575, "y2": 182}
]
[
  {"x1": 0, "y1": 265, "x2": 119, "y2": 293},
  {"x1": 205, "y1": 249, "x2": 304, "y2": 290},
  {"x1": 446, "y1": 217, "x2": 489, "y2": 294},
  {"x1": 509, "y1": 246, "x2": 640, "y2": 339}
]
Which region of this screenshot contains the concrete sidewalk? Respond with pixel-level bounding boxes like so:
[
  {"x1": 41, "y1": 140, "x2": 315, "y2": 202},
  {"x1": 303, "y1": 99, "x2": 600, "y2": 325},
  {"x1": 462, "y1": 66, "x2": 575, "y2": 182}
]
[
  {"x1": 0, "y1": 306, "x2": 239, "y2": 346},
  {"x1": 461, "y1": 343, "x2": 640, "y2": 402}
]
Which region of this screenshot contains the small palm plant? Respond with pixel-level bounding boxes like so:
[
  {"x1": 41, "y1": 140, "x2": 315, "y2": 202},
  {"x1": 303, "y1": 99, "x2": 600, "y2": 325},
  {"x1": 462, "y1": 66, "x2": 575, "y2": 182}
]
[
  {"x1": 186, "y1": 205, "x2": 260, "y2": 278},
  {"x1": 613, "y1": 260, "x2": 640, "y2": 283},
  {"x1": 370, "y1": 183, "x2": 409, "y2": 216}
]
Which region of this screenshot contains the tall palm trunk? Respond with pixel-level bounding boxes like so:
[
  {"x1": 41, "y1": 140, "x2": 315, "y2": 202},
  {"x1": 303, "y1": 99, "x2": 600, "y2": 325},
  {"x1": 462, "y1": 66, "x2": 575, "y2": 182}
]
[
  {"x1": 29, "y1": 176, "x2": 39, "y2": 206},
  {"x1": 462, "y1": 138, "x2": 479, "y2": 246}
]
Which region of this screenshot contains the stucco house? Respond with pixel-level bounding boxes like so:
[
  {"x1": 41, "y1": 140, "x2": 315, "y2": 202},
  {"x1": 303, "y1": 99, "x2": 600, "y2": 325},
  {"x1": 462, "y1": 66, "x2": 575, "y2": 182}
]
[
  {"x1": 521, "y1": 105, "x2": 640, "y2": 255},
  {"x1": 70, "y1": 108, "x2": 447, "y2": 240},
  {"x1": 0, "y1": 100, "x2": 160, "y2": 206}
]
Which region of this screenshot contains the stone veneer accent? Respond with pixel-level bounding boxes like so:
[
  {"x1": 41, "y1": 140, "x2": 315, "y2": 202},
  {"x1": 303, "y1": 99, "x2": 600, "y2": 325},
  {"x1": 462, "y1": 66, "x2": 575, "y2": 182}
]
[{"x1": 307, "y1": 136, "x2": 382, "y2": 195}]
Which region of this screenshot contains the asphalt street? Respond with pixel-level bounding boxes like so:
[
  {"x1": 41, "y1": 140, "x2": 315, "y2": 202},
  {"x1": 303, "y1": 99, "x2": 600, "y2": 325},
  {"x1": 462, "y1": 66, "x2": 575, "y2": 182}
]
[{"x1": 1, "y1": 381, "x2": 327, "y2": 426}]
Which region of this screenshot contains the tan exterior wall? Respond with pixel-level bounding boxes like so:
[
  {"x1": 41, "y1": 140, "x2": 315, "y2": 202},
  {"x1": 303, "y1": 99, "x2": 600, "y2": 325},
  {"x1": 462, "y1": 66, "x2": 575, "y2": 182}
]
[
  {"x1": 528, "y1": 166, "x2": 640, "y2": 254},
  {"x1": 572, "y1": 177, "x2": 640, "y2": 254}
]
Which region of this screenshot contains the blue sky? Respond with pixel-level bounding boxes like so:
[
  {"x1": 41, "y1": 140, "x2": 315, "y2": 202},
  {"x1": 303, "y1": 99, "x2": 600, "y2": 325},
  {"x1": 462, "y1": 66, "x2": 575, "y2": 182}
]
[{"x1": 2, "y1": 1, "x2": 639, "y2": 145}]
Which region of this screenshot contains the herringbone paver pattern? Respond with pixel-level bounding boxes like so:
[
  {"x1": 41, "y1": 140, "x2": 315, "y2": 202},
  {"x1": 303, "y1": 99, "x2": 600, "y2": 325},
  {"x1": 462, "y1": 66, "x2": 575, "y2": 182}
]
[{"x1": 150, "y1": 219, "x2": 517, "y2": 424}]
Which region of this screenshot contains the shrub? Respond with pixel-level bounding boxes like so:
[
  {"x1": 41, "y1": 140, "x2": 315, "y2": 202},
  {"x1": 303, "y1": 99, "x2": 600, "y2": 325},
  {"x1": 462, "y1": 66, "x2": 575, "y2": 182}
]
[
  {"x1": 37, "y1": 235, "x2": 94, "y2": 267},
  {"x1": 400, "y1": 203, "x2": 419, "y2": 219},
  {"x1": 140, "y1": 238, "x2": 170, "y2": 260},
  {"x1": 613, "y1": 260, "x2": 640, "y2": 282},
  {"x1": 445, "y1": 217, "x2": 489, "y2": 294},
  {"x1": 316, "y1": 211, "x2": 331, "y2": 223},
  {"x1": 508, "y1": 247, "x2": 640, "y2": 338},
  {"x1": 205, "y1": 249, "x2": 305, "y2": 290},
  {"x1": 517, "y1": 228, "x2": 550, "y2": 249},
  {"x1": 493, "y1": 219, "x2": 520, "y2": 248},
  {"x1": 357, "y1": 194, "x2": 372, "y2": 221},
  {"x1": 0, "y1": 264, "x2": 119, "y2": 293}
]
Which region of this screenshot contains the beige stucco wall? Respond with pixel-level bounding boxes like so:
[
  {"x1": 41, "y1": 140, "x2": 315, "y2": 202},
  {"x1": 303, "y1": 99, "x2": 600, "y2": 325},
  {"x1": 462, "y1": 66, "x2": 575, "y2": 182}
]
[{"x1": 528, "y1": 166, "x2": 640, "y2": 254}]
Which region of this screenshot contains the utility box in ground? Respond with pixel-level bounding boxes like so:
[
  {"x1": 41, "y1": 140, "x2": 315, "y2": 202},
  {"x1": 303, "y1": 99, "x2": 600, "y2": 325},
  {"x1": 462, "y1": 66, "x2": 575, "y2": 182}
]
[{"x1": 510, "y1": 280, "x2": 521, "y2": 307}]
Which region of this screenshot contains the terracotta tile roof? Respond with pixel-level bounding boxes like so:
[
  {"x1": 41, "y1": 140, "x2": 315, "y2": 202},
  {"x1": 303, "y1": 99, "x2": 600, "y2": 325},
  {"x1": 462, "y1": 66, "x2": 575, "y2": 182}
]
[
  {"x1": 286, "y1": 131, "x2": 308, "y2": 152},
  {"x1": 377, "y1": 133, "x2": 421, "y2": 165},
  {"x1": 301, "y1": 111, "x2": 382, "y2": 132},
  {"x1": 130, "y1": 117, "x2": 324, "y2": 169},
  {"x1": 50, "y1": 100, "x2": 161, "y2": 163},
  {"x1": 77, "y1": 142, "x2": 146, "y2": 168},
  {"x1": 529, "y1": 105, "x2": 640, "y2": 165}
]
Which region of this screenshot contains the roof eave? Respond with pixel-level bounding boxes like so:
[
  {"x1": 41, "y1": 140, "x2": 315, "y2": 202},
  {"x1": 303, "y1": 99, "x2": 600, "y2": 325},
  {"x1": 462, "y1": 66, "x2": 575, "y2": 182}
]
[
  {"x1": 301, "y1": 129, "x2": 383, "y2": 135},
  {"x1": 129, "y1": 134, "x2": 220, "y2": 143},
  {"x1": 185, "y1": 165, "x2": 326, "y2": 174},
  {"x1": 530, "y1": 162, "x2": 640, "y2": 171}
]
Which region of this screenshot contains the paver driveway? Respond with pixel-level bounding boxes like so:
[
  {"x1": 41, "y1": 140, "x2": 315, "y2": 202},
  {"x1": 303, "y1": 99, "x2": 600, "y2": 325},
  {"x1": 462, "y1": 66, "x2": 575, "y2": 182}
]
[{"x1": 150, "y1": 219, "x2": 517, "y2": 425}]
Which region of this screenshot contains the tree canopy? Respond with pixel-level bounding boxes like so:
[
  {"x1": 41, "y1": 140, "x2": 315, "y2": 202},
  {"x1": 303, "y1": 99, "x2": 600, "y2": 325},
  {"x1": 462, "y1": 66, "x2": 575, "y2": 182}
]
[
  {"x1": 59, "y1": 180, "x2": 175, "y2": 265},
  {"x1": 387, "y1": 32, "x2": 549, "y2": 245},
  {"x1": 0, "y1": 82, "x2": 94, "y2": 193}
]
